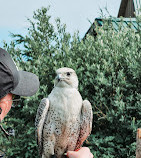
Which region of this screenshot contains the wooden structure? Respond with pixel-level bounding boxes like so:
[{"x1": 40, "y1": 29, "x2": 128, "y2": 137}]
[{"x1": 118, "y1": 0, "x2": 141, "y2": 17}]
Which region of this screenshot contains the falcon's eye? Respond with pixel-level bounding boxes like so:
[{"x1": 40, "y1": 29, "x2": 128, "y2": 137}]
[{"x1": 66, "y1": 72, "x2": 71, "y2": 76}]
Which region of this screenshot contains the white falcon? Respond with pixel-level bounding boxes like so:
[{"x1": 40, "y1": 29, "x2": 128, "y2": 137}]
[{"x1": 35, "y1": 67, "x2": 93, "y2": 158}]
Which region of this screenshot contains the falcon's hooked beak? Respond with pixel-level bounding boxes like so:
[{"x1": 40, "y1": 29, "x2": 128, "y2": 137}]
[{"x1": 56, "y1": 74, "x2": 63, "y2": 82}]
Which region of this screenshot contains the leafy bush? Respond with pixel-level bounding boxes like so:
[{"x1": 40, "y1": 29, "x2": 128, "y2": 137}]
[{"x1": 0, "y1": 7, "x2": 141, "y2": 158}]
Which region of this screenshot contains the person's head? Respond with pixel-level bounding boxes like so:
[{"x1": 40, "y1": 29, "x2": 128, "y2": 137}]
[{"x1": 0, "y1": 48, "x2": 40, "y2": 121}]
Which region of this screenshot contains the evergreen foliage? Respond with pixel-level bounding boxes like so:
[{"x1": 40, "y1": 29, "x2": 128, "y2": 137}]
[{"x1": 0, "y1": 7, "x2": 141, "y2": 158}]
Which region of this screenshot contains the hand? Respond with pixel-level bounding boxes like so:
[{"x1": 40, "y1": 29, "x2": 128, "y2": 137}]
[
  {"x1": 67, "y1": 147, "x2": 93, "y2": 158},
  {"x1": 0, "y1": 93, "x2": 13, "y2": 122}
]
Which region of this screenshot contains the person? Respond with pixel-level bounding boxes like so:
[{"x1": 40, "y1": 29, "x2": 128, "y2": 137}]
[
  {"x1": 0, "y1": 48, "x2": 93, "y2": 158},
  {"x1": 0, "y1": 48, "x2": 40, "y2": 122},
  {"x1": 67, "y1": 147, "x2": 93, "y2": 158}
]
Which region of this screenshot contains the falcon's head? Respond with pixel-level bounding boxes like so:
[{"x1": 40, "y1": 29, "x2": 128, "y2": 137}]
[{"x1": 54, "y1": 67, "x2": 78, "y2": 89}]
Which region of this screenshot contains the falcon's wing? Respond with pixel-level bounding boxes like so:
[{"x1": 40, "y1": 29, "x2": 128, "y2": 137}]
[
  {"x1": 35, "y1": 98, "x2": 49, "y2": 154},
  {"x1": 75, "y1": 100, "x2": 93, "y2": 150}
]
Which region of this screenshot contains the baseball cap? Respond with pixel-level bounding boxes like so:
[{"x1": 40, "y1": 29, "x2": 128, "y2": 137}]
[{"x1": 0, "y1": 48, "x2": 39, "y2": 99}]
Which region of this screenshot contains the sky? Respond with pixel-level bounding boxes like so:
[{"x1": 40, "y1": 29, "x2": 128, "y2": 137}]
[{"x1": 0, "y1": 0, "x2": 121, "y2": 47}]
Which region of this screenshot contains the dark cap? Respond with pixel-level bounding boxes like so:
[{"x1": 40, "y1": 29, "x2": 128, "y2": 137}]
[{"x1": 0, "y1": 48, "x2": 39, "y2": 99}]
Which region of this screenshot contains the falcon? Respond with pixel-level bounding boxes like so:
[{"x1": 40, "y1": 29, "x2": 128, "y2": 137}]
[{"x1": 35, "y1": 67, "x2": 93, "y2": 158}]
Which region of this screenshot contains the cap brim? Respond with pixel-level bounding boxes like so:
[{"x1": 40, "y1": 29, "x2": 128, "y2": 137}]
[{"x1": 11, "y1": 71, "x2": 39, "y2": 96}]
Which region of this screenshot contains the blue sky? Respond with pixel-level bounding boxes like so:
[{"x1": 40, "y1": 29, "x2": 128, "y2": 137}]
[{"x1": 0, "y1": 0, "x2": 121, "y2": 47}]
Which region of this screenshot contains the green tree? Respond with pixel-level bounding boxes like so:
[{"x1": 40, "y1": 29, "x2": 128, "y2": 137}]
[{"x1": 0, "y1": 6, "x2": 141, "y2": 158}]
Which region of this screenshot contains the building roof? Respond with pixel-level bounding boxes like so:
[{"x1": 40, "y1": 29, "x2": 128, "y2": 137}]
[
  {"x1": 84, "y1": 0, "x2": 141, "y2": 38},
  {"x1": 84, "y1": 17, "x2": 141, "y2": 38},
  {"x1": 118, "y1": 0, "x2": 141, "y2": 17}
]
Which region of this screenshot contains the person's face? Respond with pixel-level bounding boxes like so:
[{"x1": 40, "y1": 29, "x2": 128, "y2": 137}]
[{"x1": 0, "y1": 93, "x2": 13, "y2": 122}]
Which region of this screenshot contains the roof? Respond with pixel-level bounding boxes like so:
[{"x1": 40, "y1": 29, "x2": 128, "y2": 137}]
[
  {"x1": 84, "y1": 18, "x2": 141, "y2": 38},
  {"x1": 118, "y1": 0, "x2": 141, "y2": 17}
]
